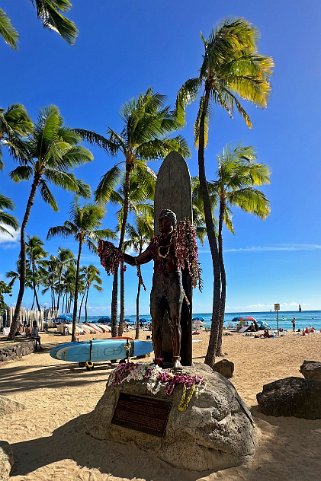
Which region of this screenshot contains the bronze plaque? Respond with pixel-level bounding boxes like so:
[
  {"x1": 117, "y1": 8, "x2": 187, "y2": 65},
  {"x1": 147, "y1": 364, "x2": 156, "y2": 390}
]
[{"x1": 111, "y1": 393, "x2": 172, "y2": 437}]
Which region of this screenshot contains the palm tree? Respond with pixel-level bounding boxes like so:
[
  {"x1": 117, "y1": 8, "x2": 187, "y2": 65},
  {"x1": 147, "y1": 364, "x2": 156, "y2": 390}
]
[
  {"x1": 0, "y1": 194, "x2": 19, "y2": 237},
  {"x1": 47, "y1": 202, "x2": 115, "y2": 341},
  {"x1": 0, "y1": 1, "x2": 78, "y2": 48},
  {"x1": 55, "y1": 248, "x2": 75, "y2": 313},
  {"x1": 125, "y1": 209, "x2": 154, "y2": 339},
  {"x1": 213, "y1": 145, "x2": 270, "y2": 354},
  {"x1": 26, "y1": 236, "x2": 47, "y2": 311},
  {"x1": 80, "y1": 88, "x2": 189, "y2": 335},
  {"x1": 8, "y1": 105, "x2": 93, "y2": 340},
  {"x1": 176, "y1": 18, "x2": 273, "y2": 366},
  {"x1": 80, "y1": 265, "x2": 103, "y2": 323},
  {"x1": 0, "y1": 105, "x2": 33, "y2": 169},
  {"x1": 108, "y1": 169, "x2": 155, "y2": 336}
]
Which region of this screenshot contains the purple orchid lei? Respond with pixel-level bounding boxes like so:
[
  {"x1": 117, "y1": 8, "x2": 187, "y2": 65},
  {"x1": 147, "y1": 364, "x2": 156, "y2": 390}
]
[{"x1": 108, "y1": 362, "x2": 206, "y2": 411}]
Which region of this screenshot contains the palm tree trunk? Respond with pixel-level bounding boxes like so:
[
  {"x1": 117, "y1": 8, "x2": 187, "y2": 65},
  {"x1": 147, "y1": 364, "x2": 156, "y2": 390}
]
[
  {"x1": 198, "y1": 90, "x2": 221, "y2": 367},
  {"x1": 216, "y1": 198, "x2": 226, "y2": 357},
  {"x1": 118, "y1": 264, "x2": 125, "y2": 336},
  {"x1": 78, "y1": 291, "x2": 85, "y2": 322},
  {"x1": 111, "y1": 269, "x2": 118, "y2": 337},
  {"x1": 84, "y1": 287, "x2": 89, "y2": 323},
  {"x1": 111, "y1": 162, "x2": 132, "y2": 338},
  {"x1": 31, "y1": 259, "x2": 41, "y2": 311},
  {"x1": 135, "y1": 280, "x2": 141, "y2": 339},
  {"x1": 8, "y1": 176, "x2": 40, "y2": 340},
  {"x1": 71, "y1": 238, "x2": 83, "y2": 342}
]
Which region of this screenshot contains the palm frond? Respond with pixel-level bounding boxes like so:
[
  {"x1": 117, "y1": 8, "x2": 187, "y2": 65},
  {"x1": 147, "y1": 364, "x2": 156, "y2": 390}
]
[
  {"x1": 0, "y1": 212, "x2": 19, "y2": 233},
  {"x1": 47, "y1": 223, "x2": 74, "y2": 240},
  {"x1": 95, "y1": 164, "x2": 123, "y2": 203},
  {"x1": 39, "y1": 180, "x2": 59, "y2": 211},
  {"x1": 10, "y1": 165, "x2": 33, "y2": 182},
  {"x1": 75, "y1": 129, "x2": 118, "y2": 154},
  {"x1": 33, "y1": 0, "x2": 78, "y2": 44},
  {"x1": 0, "y1": 8, "x2": 18, "y2": 48},
  {"x1": 176, "y1": 77, "x2": 202, "y2": 125},
  {"x1": 0, "y1": 193, "x2": 14, "y2": 210}
]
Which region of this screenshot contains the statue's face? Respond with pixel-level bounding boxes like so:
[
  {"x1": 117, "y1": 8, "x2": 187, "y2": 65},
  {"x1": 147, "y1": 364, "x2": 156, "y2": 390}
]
[{"x1": 159, "y1": 216, "x2": 174, "y2": 234}]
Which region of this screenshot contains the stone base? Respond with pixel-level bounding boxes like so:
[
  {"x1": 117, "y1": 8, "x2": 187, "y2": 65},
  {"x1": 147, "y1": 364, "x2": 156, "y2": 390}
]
[{"x1": 86, "y1": 363, "x2": 256, "y2": 472}]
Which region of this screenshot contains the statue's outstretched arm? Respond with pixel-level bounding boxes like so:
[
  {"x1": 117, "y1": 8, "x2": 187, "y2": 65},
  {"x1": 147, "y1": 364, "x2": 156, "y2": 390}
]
[{"x1": 123, "y1": 248, "x2": 152, "y2": 266}]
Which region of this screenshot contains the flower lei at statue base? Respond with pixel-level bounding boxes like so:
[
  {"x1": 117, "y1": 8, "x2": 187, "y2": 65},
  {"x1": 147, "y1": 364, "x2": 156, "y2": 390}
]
[{"x1": 108, "y1": 362, "x2": 206, "y2": 412}]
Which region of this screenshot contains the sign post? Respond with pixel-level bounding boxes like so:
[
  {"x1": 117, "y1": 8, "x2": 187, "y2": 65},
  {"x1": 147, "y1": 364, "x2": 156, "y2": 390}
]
[{"x1": 274, "y1": 303, "x2": 280, "y2": 335}]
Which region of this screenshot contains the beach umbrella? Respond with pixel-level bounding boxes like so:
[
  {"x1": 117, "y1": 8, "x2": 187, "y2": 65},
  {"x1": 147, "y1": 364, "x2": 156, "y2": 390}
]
[
  {"x1": 192, "y1": 316, "x2": 205, "y2": 322},
  {"x1": 231, "y1": 316, "x2": 257, "y2": 323}
]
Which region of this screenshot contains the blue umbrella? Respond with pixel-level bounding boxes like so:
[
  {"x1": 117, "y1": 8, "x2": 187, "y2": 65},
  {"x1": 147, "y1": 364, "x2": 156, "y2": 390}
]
[{"x1": 53, "y1": 313, "x2": 72, "y2": 324}]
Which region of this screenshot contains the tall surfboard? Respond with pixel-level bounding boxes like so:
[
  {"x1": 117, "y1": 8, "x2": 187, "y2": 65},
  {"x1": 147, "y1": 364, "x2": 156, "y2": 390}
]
[{"x1": 154, "y1": 151, "x2": 193, "y2": 366}]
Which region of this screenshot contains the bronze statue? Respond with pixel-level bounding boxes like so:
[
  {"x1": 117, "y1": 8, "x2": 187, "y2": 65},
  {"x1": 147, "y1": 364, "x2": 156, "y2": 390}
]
[
  {"x1": 98, "y1": 208, "x2": 200, "y2": 370},
  {"x1": 123, "y1": 209, "x2": 184, "y2": 369}
]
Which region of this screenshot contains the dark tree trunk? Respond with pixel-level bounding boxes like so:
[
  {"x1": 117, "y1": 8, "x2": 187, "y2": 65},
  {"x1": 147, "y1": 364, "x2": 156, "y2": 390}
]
[
  {"x1": 197, "y1": 90, "x2": 222, "y2": 367},
  {"x1": 78, "y1": 291, "x2": 85, "y2": 322},
  {"x1": 135, "y1": 280, "x2": 141, "y2": 339},
  {"x1": 8, "y1": 176, "x2": 40, "y2": 340},
  {"x1": 71, "y1": 238, "x2": 83, "y2": 342},
  {"x1": 216, "y1": 197, "x2": 226, "y2": 357},
  {"x1": 111, "y1": 269, "x2": 118, "y2": 337},
  {"x1": 31, "y1": 259, "x2": 41, "y2": 312},
  {"x1": 110, "y1": 162, "x2": 132, "y2": 338},
  {"x1": 84, "y1": 287, "x2": 89, "y2": 323},
  {"x1": 118, "y1": 264, "x2": 125, "y2": 336}
]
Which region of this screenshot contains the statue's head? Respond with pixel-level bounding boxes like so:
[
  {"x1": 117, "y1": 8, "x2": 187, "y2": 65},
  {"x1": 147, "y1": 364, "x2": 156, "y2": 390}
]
[{"x1": 158, "y1": 209, "x2": 177, "y2": 234}]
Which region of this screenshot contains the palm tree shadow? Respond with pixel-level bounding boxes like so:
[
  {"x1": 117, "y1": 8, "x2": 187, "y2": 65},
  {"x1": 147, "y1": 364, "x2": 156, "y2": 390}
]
[{"x1": 10, "y1": 413, "x2": 210, "y2": 481}]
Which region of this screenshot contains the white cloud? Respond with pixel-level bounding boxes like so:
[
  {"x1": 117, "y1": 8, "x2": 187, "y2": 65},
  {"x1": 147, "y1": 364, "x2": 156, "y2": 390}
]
[{"x1": 0, "y1": 225, "x2": 20, "y2": 246}]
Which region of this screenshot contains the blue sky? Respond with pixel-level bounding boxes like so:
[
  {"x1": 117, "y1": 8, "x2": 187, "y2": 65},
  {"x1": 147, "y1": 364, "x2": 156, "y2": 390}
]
[{"x1": 1, "y1": 0, "x2": 321, "y2": 315}]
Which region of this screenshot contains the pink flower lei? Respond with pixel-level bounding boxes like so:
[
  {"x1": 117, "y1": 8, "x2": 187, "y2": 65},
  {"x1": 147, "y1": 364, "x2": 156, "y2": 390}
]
[
  {"x1": 98, "y1": 240, "x2": 126, "y2": 275},
  {"x1": 108, "y1": 362, "x2": 206, "y2": 412}
]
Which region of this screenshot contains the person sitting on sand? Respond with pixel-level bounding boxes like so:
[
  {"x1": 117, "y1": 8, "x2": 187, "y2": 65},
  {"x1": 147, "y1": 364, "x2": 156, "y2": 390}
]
[{"x1": 31, "y1": 321, "x2": 42, "y2": 351}]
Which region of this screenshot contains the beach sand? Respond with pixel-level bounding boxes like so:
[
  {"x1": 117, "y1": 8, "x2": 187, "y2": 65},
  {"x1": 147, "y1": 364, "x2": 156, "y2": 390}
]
[{"x1": 1, "y1": 329, "x2": 321, "y2": 481}]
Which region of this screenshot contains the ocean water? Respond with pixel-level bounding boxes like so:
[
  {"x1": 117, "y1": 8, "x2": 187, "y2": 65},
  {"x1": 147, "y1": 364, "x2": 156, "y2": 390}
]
[{"x1": 82, "y1": 310, "x2": 321, "y2": 332}]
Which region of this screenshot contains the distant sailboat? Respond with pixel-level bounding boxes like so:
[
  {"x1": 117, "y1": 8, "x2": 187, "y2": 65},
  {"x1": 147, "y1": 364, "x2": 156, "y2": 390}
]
[{"x1": 299, "y1": 304, "x2": 302, "y2": 312}]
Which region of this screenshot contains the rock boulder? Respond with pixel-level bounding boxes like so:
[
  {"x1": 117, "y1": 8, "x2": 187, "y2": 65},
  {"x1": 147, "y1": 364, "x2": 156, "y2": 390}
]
[
  {"x1": 257, "y1": 377, "x2": 321, "y2": 419},
  {"x1": 213, "y1": 358, "x2": 234, "y2": 378},
  {"x1": 86, "y1": 363, "x2": 256, "y2": 472},
  {"x1": 300, "y1": 360, "x2": 321, "y2": 382}
]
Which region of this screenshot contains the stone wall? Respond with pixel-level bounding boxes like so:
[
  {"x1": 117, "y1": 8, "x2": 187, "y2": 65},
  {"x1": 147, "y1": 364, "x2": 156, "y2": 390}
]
[{"x1": 0, "y1": 339, "x2": 34, "y2": 362}]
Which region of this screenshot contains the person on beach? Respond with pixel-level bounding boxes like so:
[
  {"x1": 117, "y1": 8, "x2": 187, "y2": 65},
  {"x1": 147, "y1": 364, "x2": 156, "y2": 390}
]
[
  {"x1": 31, "y1": 321, "x2": 42, "y2": 351},
  {"x1": 291, "y1": 317, "x2": 296, "y2": 332}
]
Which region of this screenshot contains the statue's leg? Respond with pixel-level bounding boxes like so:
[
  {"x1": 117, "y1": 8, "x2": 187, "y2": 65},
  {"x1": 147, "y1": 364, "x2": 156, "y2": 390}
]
[
  {"x1": 167, "y1": 273, "x2": 184, "y2": 369},
  {"x1": 150, "y1": 278, "x2": 166, "y2": 365}
]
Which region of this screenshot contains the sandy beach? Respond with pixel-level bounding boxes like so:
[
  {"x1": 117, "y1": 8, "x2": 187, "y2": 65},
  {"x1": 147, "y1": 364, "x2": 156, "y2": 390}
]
[{"x1": 1, "y1": 329, "x2": 321, "y2": 481}]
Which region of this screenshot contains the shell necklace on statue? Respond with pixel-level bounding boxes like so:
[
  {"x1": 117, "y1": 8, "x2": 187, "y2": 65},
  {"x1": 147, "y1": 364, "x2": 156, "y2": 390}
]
[{"x1": 157, "y1": 233, "x2": 173, "y2": 259}]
